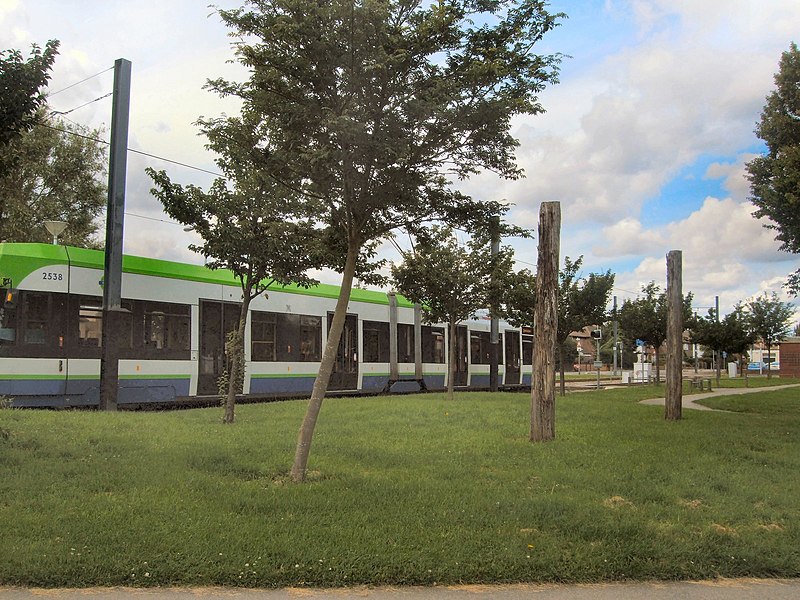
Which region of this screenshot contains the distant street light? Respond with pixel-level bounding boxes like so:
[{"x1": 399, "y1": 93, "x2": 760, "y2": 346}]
[{"x1": 43, "y1": 221, "x2": 67, "y2": 245}]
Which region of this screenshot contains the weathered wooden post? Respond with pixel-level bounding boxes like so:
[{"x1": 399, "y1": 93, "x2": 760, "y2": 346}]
[
  {"x1": 665, "y1": 250, "x2": 683, "y2": 421},
  {"x1": 531, "y1": 201, "x2": 560, "y2": 442}
]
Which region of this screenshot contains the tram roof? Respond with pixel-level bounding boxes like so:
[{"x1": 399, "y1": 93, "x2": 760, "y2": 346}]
[{"x1": 0, "y1": 243, "x2": 414, "y2": 308}]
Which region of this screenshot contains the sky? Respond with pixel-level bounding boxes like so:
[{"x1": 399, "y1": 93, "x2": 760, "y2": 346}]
[{"x1": 2, "y1": 0, "x2": 799, "y2": 323}]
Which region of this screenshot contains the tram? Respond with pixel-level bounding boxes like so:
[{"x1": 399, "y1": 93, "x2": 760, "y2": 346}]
[{"x1": 0, "y1": 242, "x2": 532, "y2": 407}]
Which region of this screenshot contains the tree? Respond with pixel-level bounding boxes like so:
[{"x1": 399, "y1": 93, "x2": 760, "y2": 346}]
[
  {"x1": 501, "y1": 255, "x2": 613, "y2": 394},
  {"x1": 794, "y1": 321, "x2": 800, "y2": 337},
  {"x1": 556, "y1": 257, "x2": 614, "y2": 395},
  {"x1": 0, "y1": 40, "x2": 59, "y2": 148},
  {"x1": 204, "y1": 0, "x2": 564, "y2": 481},
  {"x1": 746, "y1": 43, "x2": 800, "y2": 296},
  {"x1": 692, "y1": 304, "x2": 755, "y2": 384},
  {"x1": 618, "y1": 282, "x2": 694, "y2": 384},
  {"x1": 148, "y1": 163, "x2": 320, "y2": 424},
  {"x1": 0, "y1": 113, "x2": 106, "y2": 246},
  {"x1": 745, "y1": 292, "x2": 795, "y2": 378},
  {"x1": 391, "y1": 226, "x2": 512, "y2": 401}
]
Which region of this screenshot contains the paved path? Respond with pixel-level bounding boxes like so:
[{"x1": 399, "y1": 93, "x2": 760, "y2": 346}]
[
  {"x1": 3, "y1": 580, "x2": 800, "y2": 600},
  {"x1": 639, "y1": 383, "x2": 800, "y2": 411}
]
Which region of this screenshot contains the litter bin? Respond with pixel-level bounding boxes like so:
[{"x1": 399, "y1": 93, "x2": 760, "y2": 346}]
[{"x1": 728, "y1": 361, "x2": 738, "y2": 378}]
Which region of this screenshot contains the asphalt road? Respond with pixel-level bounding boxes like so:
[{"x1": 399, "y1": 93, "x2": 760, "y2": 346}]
[{"x1": 3, "y1": 580, "x2": 800, "y2": 600}]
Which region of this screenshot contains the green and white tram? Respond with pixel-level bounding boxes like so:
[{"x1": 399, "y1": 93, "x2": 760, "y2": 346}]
[{"x1": 0, "y1": 242, "x2": 532, "y2": 407}]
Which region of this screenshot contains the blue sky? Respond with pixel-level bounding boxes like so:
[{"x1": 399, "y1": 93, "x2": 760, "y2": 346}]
[{"x1": 2, "y1": 0, "x2": 798, "y2": 323}]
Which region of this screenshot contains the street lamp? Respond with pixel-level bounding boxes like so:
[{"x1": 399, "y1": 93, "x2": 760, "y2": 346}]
[{"x1": 43, "y1": 221, "x2": 67, "y2": 245}]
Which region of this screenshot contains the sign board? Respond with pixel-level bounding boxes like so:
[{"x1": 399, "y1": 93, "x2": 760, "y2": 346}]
[{"x1": 593, "y1": 361, "x2": 603, "y2": 368}]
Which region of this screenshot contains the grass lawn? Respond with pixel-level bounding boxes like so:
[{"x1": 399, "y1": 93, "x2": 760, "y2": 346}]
[{"x1": 1, "y1": 384, "x2": 799, "y2": 588}]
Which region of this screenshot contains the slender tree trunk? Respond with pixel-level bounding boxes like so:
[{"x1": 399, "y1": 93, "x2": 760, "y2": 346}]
[
  {"x1": 223, "y1": 293, "x2": 252, "y2": 424},
  {"x1": 291, "y1": 242, "x2": 359, "y2": 482},
  {"x1": 559, "y1": 342, "x2": 566, "y2": 396},
  {"x1": 447, "y1": 318, "x2": 456, "y2": 401},
  {"x1": 531, "y1": 202, "x2": 560, "y2": 442}
]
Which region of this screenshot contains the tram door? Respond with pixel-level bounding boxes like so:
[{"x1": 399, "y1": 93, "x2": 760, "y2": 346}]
[
  {"x1": 452, "y1": 325, "x2": 468, "y2": 387},
  {"x1": 504, "y1": 330, "x2": 521, "y2": 385},
  {"x1": 198, "y1": 300, "x2": 241, "y2": 395},
  {"x1": 327, "y1": 312, "x2": 358, "y2": 390}
]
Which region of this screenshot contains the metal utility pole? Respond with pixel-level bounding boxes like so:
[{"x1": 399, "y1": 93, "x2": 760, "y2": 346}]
[
  {"x1": 715, "y1": 295, "x2": 721, "y2": 385},
  {"x1": 99, "y1": 58, "x2": 131, "y2": 411},
  {"x1": 612, "y1": 296, "x2": 618, "y2": 376},
  {"x1": 489, "y1": 216, "x2": 500, "y2": 392}
]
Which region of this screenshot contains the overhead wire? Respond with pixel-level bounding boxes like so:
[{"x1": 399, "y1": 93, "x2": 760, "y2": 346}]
[
  {"x1": 50, "y1": 92, "x2": 113, "y2": 116},
  {"x1": 47, "y1": 66, "x2": 114, "y2": 97}
]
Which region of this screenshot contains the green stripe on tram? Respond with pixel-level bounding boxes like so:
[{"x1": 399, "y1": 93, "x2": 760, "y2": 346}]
[{"x1": 0, "y1": 243, "x2": 414, "y2": 307}]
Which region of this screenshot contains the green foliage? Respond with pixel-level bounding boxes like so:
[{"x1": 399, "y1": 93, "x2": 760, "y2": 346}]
[
  {"x1": 692, "y1": 304, "x2": 755, "y2": 359},
  {"x1": 746, "y1": 43, "x2": 800, "y2": 296},
  {"x1": 745, "y1": 292, "x2": 795, "y2": 367},
  {"x1": 618, "y1": 281, "x2": 694, "y2": 350},
  {"x1": 2, "y1": 387, "x2": 800, "y2": 586},
  {"x1": 392, "y1": 225, "x2": 505, "y2": 326},
  {"x1": 0, "y1": 40, "x2": 59, "y2": 147},
  {"x1": 207, "y1": 0, "x2": 564, "y2": 268},
  {"x1": 557, "y1": 256, "x2": 615, "y2": 343},
  {"x1": 0, "y1": 114, "x2": 106, "y2": 246},
  {"x1": 500, "y1": 267, "x2": 537, "y2": 329}
]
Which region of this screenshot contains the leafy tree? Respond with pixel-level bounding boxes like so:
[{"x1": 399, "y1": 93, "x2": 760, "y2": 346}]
[
  {"x1": 148, "y1": 166, "x2": 320, "y2": 424},
  {"x1": 746, "y1": 43, "x2": 800, "y2": 296},
  {"x1": 0, "y1": 113, "x2": 106, "y2": 246},
  {"x1": 618, "y1": 282, "x2": 694, "y2": 384},
  {"x1": 0, "y1": 39, "x2": 59, "y2": 147},
  {"x1": 556, "y1": 257, "x2": 614, "y2": 395},
  {"x1": 794, "y1": 321, "x2": 800, "y2": 336},
  {"x1": 501, "y1": 256, "x2": 614, "y2": 394},
  {"x1": 204, "y1": 0, "x2": 563, "y2": 480},
  {"x1": 499, "y1": 268, "x2": 537, "y2": 332},
  {"x1": 391, "y1": 226, "x2": 513, "y2": 401},
  {"x1": 745, "y1": 292, "x2": 795, "y2": 378},
  {"x1": 692, "y1": 304, "x2": 755, "y2": 383}
]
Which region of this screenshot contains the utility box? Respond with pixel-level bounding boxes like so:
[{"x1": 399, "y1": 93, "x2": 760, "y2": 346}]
[{"x1": 728, "y1": 362, "x2": 738, "y2": 378}]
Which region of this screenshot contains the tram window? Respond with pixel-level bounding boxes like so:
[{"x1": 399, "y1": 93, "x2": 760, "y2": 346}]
[
  {"x1": 470, "y1": 331, "x2": 491, "y2": 364},
  {"x1": 299, "y1": 315, "x2": 321, "y2": 362},
  {"x1": 76, "y1": 297, "x2": 133, "y2": 349},
  {"x1": 24, "y1": 293, "x2": 51, "y2": 344},
  {"x1": 421, "y1": 326, "x2": 445, "y2": 363},
  {"x1": 78, "y1": 301, "x2": 103, "y2": 347},
  {"x1": 522, "y1": 334, "x2": 533, "y2": 365},
  {"x1": 254, "y1": 312, "x2": 321, "y2": 362},
  {"x1": 363, "y1": 320, "x2": 389, "y2": 363},
  {"x1": 397, "y1": 323, "x2": 414, "y2": 363},
  {"x1": 143, "y1": 302, "x2": 190, "y2": 352},
  {"x1": 251, "y1": 311, "x2": 277, "y2": 361}
]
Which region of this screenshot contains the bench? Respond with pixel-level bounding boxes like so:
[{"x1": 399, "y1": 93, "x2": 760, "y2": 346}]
[{"x1": 685, "y1": 377, "x2": 713, "y2": 392}]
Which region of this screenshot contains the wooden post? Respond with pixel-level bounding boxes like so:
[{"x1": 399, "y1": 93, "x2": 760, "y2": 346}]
[
  {"x1": 665, "y1": 250, "x2": 683, "y2": 421},
  {"x1": 531, "y1": 202, "x2": 560, "y2": 442}
]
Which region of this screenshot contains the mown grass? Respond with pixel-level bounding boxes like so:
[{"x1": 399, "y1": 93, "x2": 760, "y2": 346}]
[{"x1": 1, "y1": 384, "x2": 799, "y2": 588}]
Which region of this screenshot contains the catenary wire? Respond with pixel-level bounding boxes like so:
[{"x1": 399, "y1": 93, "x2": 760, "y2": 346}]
[
  {"x1": 47, "y1": 66, "x2": 114, "y2": 97},
  {"x1": 50, "y1": 92, "x2": 113, "y2": 116}
]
